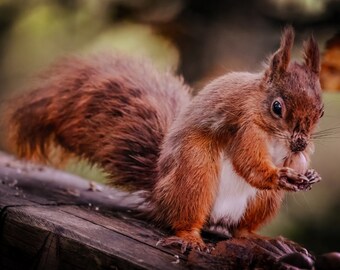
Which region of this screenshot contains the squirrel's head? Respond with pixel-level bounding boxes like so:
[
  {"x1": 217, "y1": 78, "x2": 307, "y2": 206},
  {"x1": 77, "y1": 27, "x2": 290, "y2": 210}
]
[{"x1": 260, "y1": 26, "x2": 323, "y2": 154}]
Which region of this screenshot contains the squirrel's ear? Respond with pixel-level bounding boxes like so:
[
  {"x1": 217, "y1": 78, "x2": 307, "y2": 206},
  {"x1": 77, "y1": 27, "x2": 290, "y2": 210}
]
[
  {"x1": 268, "y1": 26, "x2": 295, "y2": 80},
  {"x1": 303, "y1": 35, "x2": 320, "y2": 74}
]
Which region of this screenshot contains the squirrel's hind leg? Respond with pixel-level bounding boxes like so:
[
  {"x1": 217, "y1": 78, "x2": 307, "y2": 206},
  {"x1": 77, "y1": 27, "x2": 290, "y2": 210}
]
[{"x1": 234, "y1": 190, "x2": 285, "y2": 239}]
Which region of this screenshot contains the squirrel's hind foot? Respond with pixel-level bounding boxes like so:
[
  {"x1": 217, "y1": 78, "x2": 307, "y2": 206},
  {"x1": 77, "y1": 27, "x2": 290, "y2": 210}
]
[{"x1": 156, "y1": 234, "x2": 209, "y2": 253}]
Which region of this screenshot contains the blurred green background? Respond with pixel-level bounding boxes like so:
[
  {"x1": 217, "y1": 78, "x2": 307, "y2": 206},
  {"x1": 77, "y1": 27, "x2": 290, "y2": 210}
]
[{"x1": 0, "y1": 0, "x2": 339, "y2": 254}]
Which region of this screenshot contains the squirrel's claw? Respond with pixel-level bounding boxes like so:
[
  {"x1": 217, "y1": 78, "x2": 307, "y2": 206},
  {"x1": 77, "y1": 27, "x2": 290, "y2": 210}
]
[
  {"x1": 278, "y1": 167, "x2": 321, "y2": 191},
  {"x1": 278, "y1": 177, "x2": 299, "y2": 192},
  {"x1": 305, "y1": 169, "x2": 322, "y2": 184},
  {"x1": 297, "y1": 169, "x2": 322, "y2": 190},
  {"x1": 156, "y1": 235, "x2": 208, "y2": 253},
  {"x1": 278, "y1": 167, "x2": 308, "y2": 191}
]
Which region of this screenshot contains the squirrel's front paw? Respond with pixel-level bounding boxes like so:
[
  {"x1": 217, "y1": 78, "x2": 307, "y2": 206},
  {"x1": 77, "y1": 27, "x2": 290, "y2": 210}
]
[
  {"x1": 297, "y1": 169, "x2": 322, "y2": 190},
  {"x1": 278, "y1": 167, "x2": 308, "y2": 191}
]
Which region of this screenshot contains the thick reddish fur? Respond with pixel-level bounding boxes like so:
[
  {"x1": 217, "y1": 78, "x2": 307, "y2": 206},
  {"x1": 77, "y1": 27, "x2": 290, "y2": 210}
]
[
  {"x1": 150, "y1": 26, "x2": 322, "y2": 243},
  {"x1": 7, "y1": 27, "x2": 323, "y2": 248},
  {"x1": 7, "y1": 54, "x2": 191, "y2": 190}
]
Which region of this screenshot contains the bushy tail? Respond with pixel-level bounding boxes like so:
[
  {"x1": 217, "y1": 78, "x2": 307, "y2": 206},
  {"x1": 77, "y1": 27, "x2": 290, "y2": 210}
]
[{"x1": 6, "y1": 54, "x2": 191, "y2": 191}]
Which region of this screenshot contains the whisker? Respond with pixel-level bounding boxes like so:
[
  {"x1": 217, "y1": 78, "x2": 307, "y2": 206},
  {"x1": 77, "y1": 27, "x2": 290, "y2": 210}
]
[
  {"x1": 313, "y1": 141, "x2": 328, "y2": 147},
  {"x1": 266, "y1": 126, "x2": 289, "y2": 140},
  {"x1": 312, "y1": 127, "x2": 340, "y2": 137},
  {"x1": 312, "y1": 137, "x2": 340, "y2": 140},
  {"x1": 273, "y1": 132, "x2": 289, "y2": 140},
  {"x1": 315, "y1": 125, "x2": 340, "y2": 131},
  {"x1": 312, "y1": 133, "x2": 339, "y2": 137},
  {"x1": 312, "y1": 132, "x2": 340, "y2": 138},
  {"x1": 314, "y1": 130, "x2": 340, "y2": 136},
  {"x1": 271, "y1": 133, "x2": 287, "y2": 140}
]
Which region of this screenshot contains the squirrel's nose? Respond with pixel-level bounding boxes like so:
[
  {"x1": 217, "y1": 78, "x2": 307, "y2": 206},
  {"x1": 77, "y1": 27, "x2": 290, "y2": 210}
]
[{"x1": 290, "y1": 137, "x2": 307, "y2": 152}]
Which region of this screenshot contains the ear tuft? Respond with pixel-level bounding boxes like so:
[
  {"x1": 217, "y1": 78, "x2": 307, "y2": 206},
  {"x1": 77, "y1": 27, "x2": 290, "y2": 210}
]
[
  {"x1": 303, "y1": 35, "x2": 320, "y2": 74},
  {"x1": 268, "y1": 26, "x2": 295, "y2": 81}
]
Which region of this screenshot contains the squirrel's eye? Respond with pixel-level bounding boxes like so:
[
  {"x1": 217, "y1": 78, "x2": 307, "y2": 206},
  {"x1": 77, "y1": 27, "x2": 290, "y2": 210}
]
[{"x1": 272, "y1": 100, "x2": 282, "y2": 118}]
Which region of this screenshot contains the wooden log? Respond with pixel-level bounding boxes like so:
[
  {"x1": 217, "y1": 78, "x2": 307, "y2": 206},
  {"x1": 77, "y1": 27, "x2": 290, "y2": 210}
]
[
  {"x1": 0, "y1": 152, "x2": 186, "y2": 269},
  {"x1": 0, "y1": 151, "x2": 339, "y2": 269}
]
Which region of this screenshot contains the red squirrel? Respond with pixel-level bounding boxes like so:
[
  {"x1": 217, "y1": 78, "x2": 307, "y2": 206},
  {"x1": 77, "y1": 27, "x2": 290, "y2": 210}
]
[{"x1": 6, "y1": 26, "x2": 323, "y2": 252}]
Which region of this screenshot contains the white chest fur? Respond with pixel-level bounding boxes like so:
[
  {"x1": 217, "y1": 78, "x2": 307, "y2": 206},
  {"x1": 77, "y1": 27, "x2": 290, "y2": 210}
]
[
  {"x1": 209, "y1": 157, "x2": 257, "y2": 226},
  {"x1": 209, "y1": 139, "x2": 289, "y2": 227}
]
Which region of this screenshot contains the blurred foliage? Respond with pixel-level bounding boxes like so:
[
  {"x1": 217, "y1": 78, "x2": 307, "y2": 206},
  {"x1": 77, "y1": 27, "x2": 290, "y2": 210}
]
[
  {"x1": 0, "y1": 0, "x2": 339, "y2": 255},
  {"x1": 0, "y1": 0, "x2": 178, "y2": 96},
  {"x1": 65, "y1": 159, "x2": 107, "y2": 184}
]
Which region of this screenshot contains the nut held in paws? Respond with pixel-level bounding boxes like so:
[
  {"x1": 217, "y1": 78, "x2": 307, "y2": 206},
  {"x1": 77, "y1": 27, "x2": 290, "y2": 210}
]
[{"x1": 284, "y1": 152, "x2": 308, "y2": 174}]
